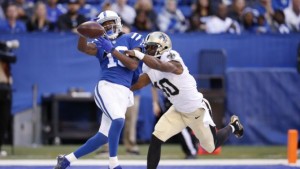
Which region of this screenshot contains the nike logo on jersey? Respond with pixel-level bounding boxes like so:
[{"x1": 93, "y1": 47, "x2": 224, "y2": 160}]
[{"x1": 195, "y1": 116, "x2": 200, "y2": 119}]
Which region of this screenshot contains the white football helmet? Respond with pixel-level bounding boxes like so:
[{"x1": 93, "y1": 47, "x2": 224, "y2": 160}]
[
  {"x1": 144, "y1": 31, "x2": 172, "y2": 57},
  {"x1": 96, "y1": 10, "x2": 122, "y2": 40}
]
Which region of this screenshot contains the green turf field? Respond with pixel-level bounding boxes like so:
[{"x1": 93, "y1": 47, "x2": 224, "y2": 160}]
[{"x1": 0, "y1": 145, "x2": 287, "y2": 160}]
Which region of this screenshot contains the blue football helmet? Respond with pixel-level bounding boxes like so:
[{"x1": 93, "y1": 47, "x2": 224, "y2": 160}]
[{"x1": 96, "y1": 10, "x2": 122, "y2": 40}]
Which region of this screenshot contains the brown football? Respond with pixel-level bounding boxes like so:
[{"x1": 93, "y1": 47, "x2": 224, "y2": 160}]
[{"x1": 77, "y1": 21, "x2": 105, "y2": 39}]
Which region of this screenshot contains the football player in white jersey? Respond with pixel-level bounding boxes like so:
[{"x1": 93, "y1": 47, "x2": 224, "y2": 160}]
[{"x1": 125, "y1": 31, "x2": 244, "y2": 169}]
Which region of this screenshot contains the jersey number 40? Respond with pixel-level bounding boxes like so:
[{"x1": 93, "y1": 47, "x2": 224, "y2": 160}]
[{"x1": 154, "y1": 78, "x2": 179, "y2": 97}]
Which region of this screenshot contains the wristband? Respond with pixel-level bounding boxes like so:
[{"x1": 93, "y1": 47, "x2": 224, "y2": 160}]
[{"x1": 133, "y1": 50, "x2": 145, "y2": 60}]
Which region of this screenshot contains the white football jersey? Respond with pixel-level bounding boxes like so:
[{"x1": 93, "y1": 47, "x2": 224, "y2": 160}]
[{"x1": 143, "y1": 50, "x2": 204, "y2": 113}]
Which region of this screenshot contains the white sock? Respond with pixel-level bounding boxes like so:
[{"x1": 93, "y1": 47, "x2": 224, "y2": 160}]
[
  {"x1": 109, "y1": 156, "x2": 119, "y2": 169},
  {"x1": 230, "y1": 125, "x2": 235, "y2": 133},
  {"x1": 65, "y1": 153, "x2": 77, "y2": 163}
]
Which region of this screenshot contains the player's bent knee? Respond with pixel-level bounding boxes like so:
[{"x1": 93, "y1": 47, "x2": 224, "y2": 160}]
[{"x1": 153, "y1": 131, "x2": 167, "y2": 142}]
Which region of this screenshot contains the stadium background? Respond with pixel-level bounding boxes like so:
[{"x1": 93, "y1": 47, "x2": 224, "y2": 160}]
[
  {"x1": 1, "y1": 32, "x2": 299, "y2": 146},
  {"x1": 0, "y1": 0, "x2": 300, "y2": 167}
]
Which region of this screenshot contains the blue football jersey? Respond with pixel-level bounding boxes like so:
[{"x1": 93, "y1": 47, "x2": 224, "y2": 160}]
[{"x1": 93, "y1": 32, "x2": 144, "y2": 88}]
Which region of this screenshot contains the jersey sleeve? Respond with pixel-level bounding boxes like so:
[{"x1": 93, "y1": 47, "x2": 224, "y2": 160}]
[
  {"x1": 142, "y1": 63, "x2": 151, "y2": 74},
  {"x1": 128, "y1": 32, "x2": 144, "y2": 50},
  {"x1": 142, "y1": 63, "x2": 156, "y2": 85},
  {"x1": 161, "y1": 50, "x2": 182, "y2": 63},
  {"x1": 131, "y1": 61, "x2": 143, "y2": 85}
]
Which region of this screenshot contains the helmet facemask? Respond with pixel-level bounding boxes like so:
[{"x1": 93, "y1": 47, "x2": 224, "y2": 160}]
[
  {"x1": 102, "y1": 21, "x2": 121, "y2": 39},
  {"x1": 145, "y1": 42, "x2": 162, "y2": 57}
]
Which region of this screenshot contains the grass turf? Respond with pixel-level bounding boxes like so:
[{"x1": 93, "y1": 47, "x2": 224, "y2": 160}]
[{"x1": 0, "y1": 145, "x2": 287, "y2": 160}]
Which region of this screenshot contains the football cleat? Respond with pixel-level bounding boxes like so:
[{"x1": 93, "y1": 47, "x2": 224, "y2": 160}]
[
  {"x1": 185, "y1": 154, "x2": 197, "y2": 159},
  {"x1": 230, "y1": 115, "x2": 244, "y2": 138},
  {"x1": 53, "y1": 155, "x2": 70, "y2": 169}
]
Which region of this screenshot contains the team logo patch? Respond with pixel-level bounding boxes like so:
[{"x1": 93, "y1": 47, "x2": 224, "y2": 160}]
[
  {"x1": 159, "y1": 33, "x2": 168, "y2": 43},
  {"x1": 167, "y1": 52, "x2": 175, "y2": 59}
]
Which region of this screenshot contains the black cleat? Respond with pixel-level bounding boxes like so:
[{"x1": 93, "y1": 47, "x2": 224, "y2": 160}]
[
  {"x1": 53, "y1": 155, "x2": 70, "y2": 169},
  {"x1": 230, "y1": 115, "x2": 244, "y2": 138},
  {"x1": 185, "y1": 154, "x2": 197, "y2": 159}
]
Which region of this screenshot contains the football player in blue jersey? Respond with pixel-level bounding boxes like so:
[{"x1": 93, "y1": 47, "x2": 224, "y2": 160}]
[{"x1": 53, "y1": 10, "x2": 144, "y2": 169}]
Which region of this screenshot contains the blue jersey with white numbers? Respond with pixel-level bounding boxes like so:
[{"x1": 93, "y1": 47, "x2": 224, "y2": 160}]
[{"x1": 94, "y1": 32, "x2": 143, "y2": 88}]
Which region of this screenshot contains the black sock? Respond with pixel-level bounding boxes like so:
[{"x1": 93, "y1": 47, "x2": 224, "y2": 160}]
[
  {"x1": 214, "y1": 125, "x2": 232, "y2": 149},
  {"x1": 147, "y1": 135, "x2": 163, "y2": 169}
]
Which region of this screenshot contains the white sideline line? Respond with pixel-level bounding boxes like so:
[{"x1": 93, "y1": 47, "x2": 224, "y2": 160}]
[{"x1": 0, "y1": 159, "x2": 299, "y2": 166}]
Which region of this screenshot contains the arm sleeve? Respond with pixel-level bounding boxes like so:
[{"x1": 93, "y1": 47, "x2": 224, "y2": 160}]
[{"x1": 161, "y1": 50, "x2": 182, "y2": 63}]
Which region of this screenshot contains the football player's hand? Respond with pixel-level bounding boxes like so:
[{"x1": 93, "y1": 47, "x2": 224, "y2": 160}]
[
  {"x1": 125, "y1": 50, "x2": 145, "y2": 60},
  {"x1": 124, "y1": 50, "x2": 145, "y2": 60},
  {"x1": 124, "y1": 50, "x2": 135, "y2": 57},
  {"x1": 98, "y1": 37, "x2": 114, "y2": 53}
]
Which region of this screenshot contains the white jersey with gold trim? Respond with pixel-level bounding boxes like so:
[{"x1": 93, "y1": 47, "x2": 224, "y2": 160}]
[{"x1": 143, "y1": 50, "x2": 203, "y2": 113}]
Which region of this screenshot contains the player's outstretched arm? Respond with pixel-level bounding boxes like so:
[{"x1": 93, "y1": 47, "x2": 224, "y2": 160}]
[
  {"x1": 111, "y1": 49, "x2": 139, "y2": 70},
  {"x1": 124, "y1": 50, "x2": 183, "y2": 75},
  {"x1": 131, "y1": 73, "x2": 151, "y2": 91},
  {"x1": 77, "y1": 36, "x2": 98, "y2": 56},
  {"x1": 98, "y1": 37, "x2": 139, "y2": 70}
]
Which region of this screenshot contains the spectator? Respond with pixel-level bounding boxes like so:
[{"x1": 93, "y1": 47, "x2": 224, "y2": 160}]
[
  {"x1": 272, "y1": 0, "x2": 290, "y2": 10},
  {"x1": 157, "y1": 0, "x2": 188, "y2": 33},
  {"x1": 27, "y1": 1, "x2": 55, "y2": 32},
  {"x1": 57, "y1": 0, "x2": 87, "y2": 32},
  {"x1": 13, "y1": 0, "x2": 34, "y2": 22},
  {"x1": 46, "y1": 0, "x2": 66, "y2": 28},
  {"x1": 132, "y1": 10, "x2": 154, "y2": 31},
  {"x1": 132, "y1": 0, "x2": 157, "y2": 31},
  {"x1": 0, "y1": 3, "x2": 27, "y2": 33},
  {"x1": 252, "y1": 0, "x2": 274, "y2": 25},
  {"x1": 284, "y1": 0, "x2": 300, "y2": 32},
  {"x1": 111, "y1": 0, "x2": 136, "y2": 25},
  {"x1": 228, "y1": 0, "x2": 246, "y2": 23},
  {"x1": 240, "y1": 7, "x2": 258, "y2": 33},
  {"x1": 78, "y1": 0, "x2": 98, "y2": 20},
  {"x1": 101, "y1": 0, "x2": 112, "y2": 12},
  {"x1": 189, "y1": 0, "x2": 212, "y2": 32},
  {"x1": 134, "y1": 0, "x2": 157, "y2": 22},
  {"x1": 255, "y1": 14, "x2": 271, "y2": 33},
  {"x1": 271, "y1": 9, "x2": 290, "y2": 34},
  {"x1": 205, "y1": 3, "x2": 240, "y2": 34},
  {"x1": 191, "y1": 0, "x2": 213, "y2": 16}
]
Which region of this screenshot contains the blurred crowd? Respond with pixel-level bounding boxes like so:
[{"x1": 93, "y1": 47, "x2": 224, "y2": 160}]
[{"x1": 0, "y1": 0, "x2": 299, "y2": 34}]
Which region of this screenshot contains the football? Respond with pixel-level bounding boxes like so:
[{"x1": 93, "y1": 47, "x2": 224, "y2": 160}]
[{"x1": 77, "y1": 21, "x2": 105, "y2": 39}]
